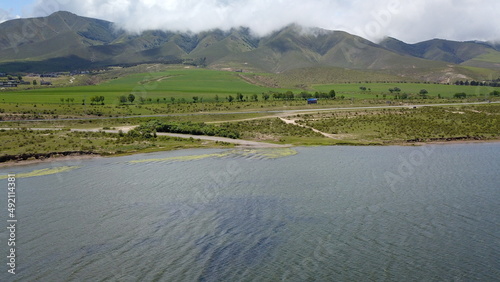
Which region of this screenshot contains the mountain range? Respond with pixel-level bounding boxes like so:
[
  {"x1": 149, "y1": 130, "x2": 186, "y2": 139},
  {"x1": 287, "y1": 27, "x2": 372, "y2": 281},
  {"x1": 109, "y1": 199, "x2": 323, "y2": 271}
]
[{"x1": 1, "y1": 11, "x2": 500, "y2": 81}]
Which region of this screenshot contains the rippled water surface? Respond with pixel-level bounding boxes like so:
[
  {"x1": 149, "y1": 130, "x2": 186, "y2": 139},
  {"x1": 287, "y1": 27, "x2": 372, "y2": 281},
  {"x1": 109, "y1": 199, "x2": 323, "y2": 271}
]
[{"x1": 1, "y1": 144, "x2": 499, "y2": 281}]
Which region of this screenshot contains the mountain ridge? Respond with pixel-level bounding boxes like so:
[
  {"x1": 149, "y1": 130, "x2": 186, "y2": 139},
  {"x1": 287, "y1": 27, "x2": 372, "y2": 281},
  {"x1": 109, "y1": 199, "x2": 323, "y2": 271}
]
[{"x1": 1, "y1": 11, "x2": 499, "y2": 79}]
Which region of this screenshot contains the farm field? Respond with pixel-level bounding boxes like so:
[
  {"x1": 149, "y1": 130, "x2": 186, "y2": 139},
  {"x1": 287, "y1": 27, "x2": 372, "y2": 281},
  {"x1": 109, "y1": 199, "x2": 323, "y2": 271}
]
[
  {"x1": 2, "y1": 67, "x2": 497, "y2": 107},
  {"x1": 0, "y1": 68, "x2": 294, "y2": 105},
  {"x1": 312, "y1": 82, "x2": 497, "y2": 99}
]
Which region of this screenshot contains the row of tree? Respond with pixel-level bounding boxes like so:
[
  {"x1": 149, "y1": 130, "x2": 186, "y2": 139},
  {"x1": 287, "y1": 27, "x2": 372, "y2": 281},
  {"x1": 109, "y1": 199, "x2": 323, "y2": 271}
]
[
  {"x1": 133, "y1": 120, "x2": 240, "y2": 139},
  {"x1": 454, "y1": 79, "x2": 500, "y2": 87}
]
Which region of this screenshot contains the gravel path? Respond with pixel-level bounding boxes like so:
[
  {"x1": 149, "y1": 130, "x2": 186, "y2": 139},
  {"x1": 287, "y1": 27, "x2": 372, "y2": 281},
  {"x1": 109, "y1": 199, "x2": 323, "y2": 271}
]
[{"x1": 2, "y1": 127, "x2": 289, "y2": 148}]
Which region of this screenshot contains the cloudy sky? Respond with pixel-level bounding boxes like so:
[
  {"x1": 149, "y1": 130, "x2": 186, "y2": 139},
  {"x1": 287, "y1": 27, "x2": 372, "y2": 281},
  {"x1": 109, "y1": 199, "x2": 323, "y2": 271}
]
[{"x1": 1, "y1": 0, "x2": 499, "y2": 43}]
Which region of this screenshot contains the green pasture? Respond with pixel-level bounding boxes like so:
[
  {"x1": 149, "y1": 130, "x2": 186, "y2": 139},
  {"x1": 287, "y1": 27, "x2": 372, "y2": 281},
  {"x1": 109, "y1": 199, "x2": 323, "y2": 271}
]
[
  {"x1": 0, "y1": 68, "x2": 291, "y2": 104},
  {"x1": 313, "y1": 83, "x2": 496, "y2": 99}
]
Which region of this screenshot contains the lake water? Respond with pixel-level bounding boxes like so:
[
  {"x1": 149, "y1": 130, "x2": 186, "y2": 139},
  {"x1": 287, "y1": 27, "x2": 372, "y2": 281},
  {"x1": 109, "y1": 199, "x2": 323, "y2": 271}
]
[{"x1": 0, "y1": 144, "x2": 499, "y2": 281}]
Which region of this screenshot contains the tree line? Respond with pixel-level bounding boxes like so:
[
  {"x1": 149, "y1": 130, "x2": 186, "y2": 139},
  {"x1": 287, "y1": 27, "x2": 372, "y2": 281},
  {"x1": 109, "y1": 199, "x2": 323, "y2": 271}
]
[
  {"x1": 131, "y1": 120, "x2": 240, "y2": 139},
  {"x1": 454, "y1": 79, "x2": 500, "y2": 87}
]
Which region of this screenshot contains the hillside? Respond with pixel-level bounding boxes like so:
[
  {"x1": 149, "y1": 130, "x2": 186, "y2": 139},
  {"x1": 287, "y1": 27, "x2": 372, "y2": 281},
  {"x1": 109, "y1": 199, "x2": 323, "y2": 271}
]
[{"x1": 0, "y1": 11, "x2": 499, "y2": 81}]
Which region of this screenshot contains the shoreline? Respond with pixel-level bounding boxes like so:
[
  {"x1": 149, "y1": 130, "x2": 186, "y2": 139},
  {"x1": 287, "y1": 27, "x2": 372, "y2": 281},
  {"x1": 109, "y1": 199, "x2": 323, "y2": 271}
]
[
  {"x1": 1, "y1": 138, "x2": 499, "y2": 168},
  {"x1": 0, "y1": 154, "x2": 102, "y2": 168}
]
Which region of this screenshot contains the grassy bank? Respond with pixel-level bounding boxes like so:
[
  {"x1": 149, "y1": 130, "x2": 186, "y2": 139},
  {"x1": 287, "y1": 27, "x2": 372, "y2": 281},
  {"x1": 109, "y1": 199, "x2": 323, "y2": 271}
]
[
  {"x1": 0, "y1": 128, "x2": 234, "y2": 163},
  {"x1": 297, "y1": 104, "x2": 500, "y2": 143}
]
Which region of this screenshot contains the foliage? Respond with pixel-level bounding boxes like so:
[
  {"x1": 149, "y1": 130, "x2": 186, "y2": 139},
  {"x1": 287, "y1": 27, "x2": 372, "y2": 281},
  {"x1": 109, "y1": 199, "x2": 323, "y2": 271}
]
[
  {"x1": 128, "y1": 93, "x2": 135, "y2": 103},
  {"x1": 90, "y1": 95, "x2": 105, "y2": 105},
  {"x1": 299, "y1": 105, "x2": 500, "y2": 142},
  {"x1": 134, "y1": 120, "x2": 241, "y2": 139}
]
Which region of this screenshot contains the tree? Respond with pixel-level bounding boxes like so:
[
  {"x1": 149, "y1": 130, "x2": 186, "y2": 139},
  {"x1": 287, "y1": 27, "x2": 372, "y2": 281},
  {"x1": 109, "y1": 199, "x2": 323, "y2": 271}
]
[
  {"x1": 251, "y1": 94, "x2": 258, "y2": 101},
  {"x1": 17, "y1": 75, "x2": 22, "y2": 81},
  {"x1": 227, "y1": 95, "x2": 234, "y2": 102},
  {"x1": 329, "y1": 89, "x2": 336, "y2": 99},
  {"x1": 171, "y1": 97, "x2": 176, "y2": 103},
  {"x1": 454, "y1": 92, "x2": 467, "y2": 99},
  {"x1": 359, "y1": 86, "x2": 367, "y2": 91},
  {"x1": 119, "y1": 95, "x2": 127, "y2": 104},
  {"x1": 262, "y1": 93, "x2": 270, "y2": 101},
  {"x1": 192, "y1": 96, "x2": 199, "y2": 103},
  {"x1": 419, "y1": 89, "x2": 428, "y2": 95},
  {"x1": 236, "y1": 92, "x2": 244, "y2": 102},
  {"x1": 215, "y1": 94, "x2": 219, "y2": 102},
  {"x1": 128, "y1": 93, "x2": 135, "y2": 103},
  {"x1": 91, "y1": 95, "x2": 105, "y2": 105},
  {"x1": 33, "y1": 80, "x2": 37, "y2": 86}
]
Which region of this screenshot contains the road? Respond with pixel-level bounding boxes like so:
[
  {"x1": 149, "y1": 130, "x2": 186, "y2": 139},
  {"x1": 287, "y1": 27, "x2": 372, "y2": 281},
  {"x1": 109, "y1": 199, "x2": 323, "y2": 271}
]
[
  {"x1": 0, "y1": 101, "x2": 497, "y2": 123},
  {"x1": 1, "y1": 127, "x2": 289, "y2": 148}
]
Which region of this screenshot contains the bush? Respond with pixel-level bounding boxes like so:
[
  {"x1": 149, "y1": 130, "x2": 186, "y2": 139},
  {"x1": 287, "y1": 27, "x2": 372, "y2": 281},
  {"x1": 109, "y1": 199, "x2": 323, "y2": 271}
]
[{"x1": 135, "y1": 120, "x2": 241, "y2": 139}]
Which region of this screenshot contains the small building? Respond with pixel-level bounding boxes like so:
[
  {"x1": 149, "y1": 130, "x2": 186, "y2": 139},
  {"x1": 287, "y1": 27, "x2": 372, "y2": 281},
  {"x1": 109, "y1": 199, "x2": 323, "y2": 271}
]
[
  {"x1": 40, "y1": 73, "x2": 59, "y2": 78},
  {"x1": 40, "y1": 80, "x2": 52, "y2": 86},
  {"x1": 0, "y1": 81, "x2": 17, "y2": 87},
  {"x1": 307, "y1": 98, "x2": 318, "y2": 104}
]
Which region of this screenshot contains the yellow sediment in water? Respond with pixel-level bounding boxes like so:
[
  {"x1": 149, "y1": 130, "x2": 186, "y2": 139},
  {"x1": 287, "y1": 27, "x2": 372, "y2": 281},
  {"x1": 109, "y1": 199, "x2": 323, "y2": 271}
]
[
  {"x1": 128, "y1": 148, "x2": 297, "y2": 164},
  {"x1": 0, "y1": 166, "x2": 82, "y2": 179},
  {"x1": 128, "y1": 153, "x2": 232, "y2": 164},
  {"x1": 235, "y1": 148, "x2": 298, "y2": 159}
]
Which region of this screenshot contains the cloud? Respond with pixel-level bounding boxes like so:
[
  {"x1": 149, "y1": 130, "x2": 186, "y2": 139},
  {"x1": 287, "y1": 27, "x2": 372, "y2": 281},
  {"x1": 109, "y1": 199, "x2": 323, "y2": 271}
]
[
  {"x1": 0, "y1": 8, "x2": 15, "y2": 23},
  {"x1": 26, "y1": 0, "x2": 500, "y2": 43}
]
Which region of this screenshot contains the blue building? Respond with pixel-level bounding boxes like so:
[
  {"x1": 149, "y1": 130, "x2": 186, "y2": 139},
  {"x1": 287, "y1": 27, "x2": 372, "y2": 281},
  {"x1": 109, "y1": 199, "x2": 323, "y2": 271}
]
[{"x1": 307, "y1": 98, "x2": 318, "y2": 104}]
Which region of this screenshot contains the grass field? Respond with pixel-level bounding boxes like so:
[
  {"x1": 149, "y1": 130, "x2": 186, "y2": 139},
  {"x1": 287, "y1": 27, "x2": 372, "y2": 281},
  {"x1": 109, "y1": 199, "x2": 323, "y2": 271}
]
[
  {"x1": 1, "y1": 66, "x2": 498, "y2": 121},
  {"x1": 312, "y1": 82, "x2": 497, "y2": 99},
  {"x1": 0, "y1": 128, "x2": 233, "y2": 161},
  {"x1": 297, "y1": 104, "x2": 500, "y2": 142},
  {"x1": 0, "y1": 68, "x2": 294, "y2": 105},
  {"x1": 2, "y1": 67, "x2": 497, "y2": 108},
  {"x1": 1, "y1": 103, "x2": 499, "y2": 163}
]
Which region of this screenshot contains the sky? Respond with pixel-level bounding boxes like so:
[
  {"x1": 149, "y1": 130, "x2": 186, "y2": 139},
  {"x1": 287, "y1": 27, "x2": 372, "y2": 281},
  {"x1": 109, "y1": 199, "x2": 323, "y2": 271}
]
[{"x1": 1, "y1": 0, "x2": 500, "y2": 43}]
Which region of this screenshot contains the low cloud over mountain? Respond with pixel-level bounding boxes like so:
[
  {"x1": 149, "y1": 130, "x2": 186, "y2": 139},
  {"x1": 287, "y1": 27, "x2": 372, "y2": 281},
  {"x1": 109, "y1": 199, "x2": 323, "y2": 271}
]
[{"x1": 20, "y1": 0, "x2": 500, "y2": 43}]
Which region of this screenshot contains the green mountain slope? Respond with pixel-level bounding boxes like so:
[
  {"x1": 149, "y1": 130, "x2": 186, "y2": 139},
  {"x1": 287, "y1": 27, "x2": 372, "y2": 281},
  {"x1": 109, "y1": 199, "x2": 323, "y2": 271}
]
[
  {"x1": 0, "y1": 11, "x2": 499, "y2": 80},
  {"x1": 379, "y1": 37, "x2": 495, "y2": 64}
]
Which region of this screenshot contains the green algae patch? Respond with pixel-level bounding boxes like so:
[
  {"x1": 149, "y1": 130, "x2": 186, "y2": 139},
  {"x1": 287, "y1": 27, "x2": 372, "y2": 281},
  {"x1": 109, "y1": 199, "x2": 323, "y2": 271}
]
[
  {"x1": 0, "y1": 166, "x2": 82, "y2": 179},
  {"x1": 127, "y1": 148, "x2": 298, "y2": 164},
  {"x1": 128, "y1": 152, "x2": 232, "y2": 164}
]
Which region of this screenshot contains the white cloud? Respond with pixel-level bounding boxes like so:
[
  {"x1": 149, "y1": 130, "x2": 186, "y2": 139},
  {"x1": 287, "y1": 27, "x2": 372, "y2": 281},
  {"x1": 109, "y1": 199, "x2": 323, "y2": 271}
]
[
  {"x1": 25, "y1": 0, "x2": 500, "y2": 43},
  {"x1": 0, "y1": 8, "x2": 15, "y2": 23}
]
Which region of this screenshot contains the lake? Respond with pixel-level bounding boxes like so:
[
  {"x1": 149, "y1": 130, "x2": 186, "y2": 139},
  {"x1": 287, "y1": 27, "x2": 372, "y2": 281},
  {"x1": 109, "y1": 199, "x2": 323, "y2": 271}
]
[{"x1": 0, "y1": 144, "x2": 499, "y2": 281}]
